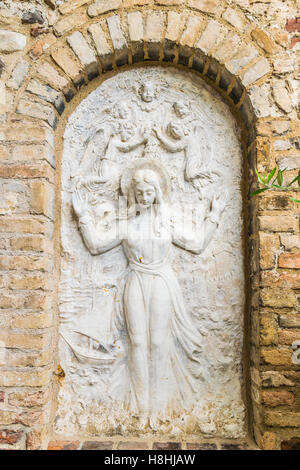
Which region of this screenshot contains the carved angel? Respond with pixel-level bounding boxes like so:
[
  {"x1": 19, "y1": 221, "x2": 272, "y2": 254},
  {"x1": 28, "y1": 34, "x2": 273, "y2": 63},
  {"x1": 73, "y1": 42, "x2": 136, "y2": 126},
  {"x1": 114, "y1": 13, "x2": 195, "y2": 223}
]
[{"x1": 154, "y1": 120, "x2": 214, "y2": 192}]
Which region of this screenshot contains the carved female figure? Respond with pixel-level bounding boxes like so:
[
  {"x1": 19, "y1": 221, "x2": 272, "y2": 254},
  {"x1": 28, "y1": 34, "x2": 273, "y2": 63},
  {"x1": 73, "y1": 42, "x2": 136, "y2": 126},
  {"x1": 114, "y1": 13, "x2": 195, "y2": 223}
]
[{"x1": 72, "y1": 161, "x2": 225, "y2": 427}]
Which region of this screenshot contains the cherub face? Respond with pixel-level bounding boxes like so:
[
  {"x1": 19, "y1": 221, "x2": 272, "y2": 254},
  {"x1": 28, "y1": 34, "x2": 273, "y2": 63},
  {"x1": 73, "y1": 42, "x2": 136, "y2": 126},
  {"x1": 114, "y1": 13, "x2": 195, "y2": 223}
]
[
  {"x1": 174, "y1": 101, "x2": 189, "y2": 119},
  {"x1": 141, "y1": 83, "x2": 155, "y2": 103},
  {"x1": 169, "y1": 121, "x2": 184, "y2": 139},
  {"x1": 135, "y1": 182, "x2": 156, "y2": 208},
  {"x1": 118, "y1": 103, "x2": 130, "y2": 119},
  {"x1": 119, "y1": 123, "x2": 135, "y2": 142}
]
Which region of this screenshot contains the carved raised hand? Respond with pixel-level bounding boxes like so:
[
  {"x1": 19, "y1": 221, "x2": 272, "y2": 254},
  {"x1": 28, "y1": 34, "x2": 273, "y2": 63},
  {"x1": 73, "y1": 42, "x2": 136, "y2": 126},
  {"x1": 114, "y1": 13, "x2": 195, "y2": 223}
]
[{"x1": 72, "y1": 189, "x2": 89, "y2": 219}]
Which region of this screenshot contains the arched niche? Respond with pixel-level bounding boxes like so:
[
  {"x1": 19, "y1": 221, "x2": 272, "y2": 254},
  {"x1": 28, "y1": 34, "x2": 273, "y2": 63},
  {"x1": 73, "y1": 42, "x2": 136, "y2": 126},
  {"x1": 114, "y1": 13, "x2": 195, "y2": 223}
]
[{"x1": 55, "y1": 65, "x2": 248, "y2": 439}]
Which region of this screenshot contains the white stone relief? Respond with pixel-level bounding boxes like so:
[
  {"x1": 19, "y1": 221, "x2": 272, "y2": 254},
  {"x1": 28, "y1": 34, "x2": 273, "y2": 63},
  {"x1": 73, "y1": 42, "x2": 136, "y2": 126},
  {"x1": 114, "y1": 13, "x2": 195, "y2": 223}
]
[{"x1": 56, "y1": 67, "x2": 246, "y2": 439}]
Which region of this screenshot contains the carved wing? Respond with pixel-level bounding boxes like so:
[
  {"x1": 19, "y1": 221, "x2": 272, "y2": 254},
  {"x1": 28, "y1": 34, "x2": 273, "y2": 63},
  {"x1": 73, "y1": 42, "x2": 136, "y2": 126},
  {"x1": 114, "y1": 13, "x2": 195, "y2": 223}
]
[{"x1": 77, "y1": 127, "x2": 111, "y2": 179}]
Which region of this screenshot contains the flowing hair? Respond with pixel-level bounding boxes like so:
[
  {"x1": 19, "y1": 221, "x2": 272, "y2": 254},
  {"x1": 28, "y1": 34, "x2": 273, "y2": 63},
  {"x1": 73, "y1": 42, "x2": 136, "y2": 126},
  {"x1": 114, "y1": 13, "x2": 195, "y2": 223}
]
[{"x1": 125, "y1": 169, "x2": 168, "y2": 236}]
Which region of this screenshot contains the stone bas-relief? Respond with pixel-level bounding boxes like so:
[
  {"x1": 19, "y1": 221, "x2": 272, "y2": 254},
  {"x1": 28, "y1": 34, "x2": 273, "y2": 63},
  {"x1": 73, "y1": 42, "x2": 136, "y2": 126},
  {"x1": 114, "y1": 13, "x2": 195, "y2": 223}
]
[{"x1": 56, "y1": 67, "x2": 246, "y2": 438}]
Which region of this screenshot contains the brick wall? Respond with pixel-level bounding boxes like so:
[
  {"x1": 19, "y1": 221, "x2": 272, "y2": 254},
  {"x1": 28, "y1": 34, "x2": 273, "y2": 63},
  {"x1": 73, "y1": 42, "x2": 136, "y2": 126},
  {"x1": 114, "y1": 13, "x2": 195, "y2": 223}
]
[{"x1": 0, "y1": 0, "x2": 299, "y2": 450}]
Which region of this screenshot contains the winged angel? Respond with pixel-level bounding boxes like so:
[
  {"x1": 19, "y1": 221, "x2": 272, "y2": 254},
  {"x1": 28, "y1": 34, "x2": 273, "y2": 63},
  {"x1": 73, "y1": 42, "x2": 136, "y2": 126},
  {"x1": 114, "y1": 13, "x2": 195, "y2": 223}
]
[{"x1": 70, "y1": 83, "x2": 227, "y2": 427}]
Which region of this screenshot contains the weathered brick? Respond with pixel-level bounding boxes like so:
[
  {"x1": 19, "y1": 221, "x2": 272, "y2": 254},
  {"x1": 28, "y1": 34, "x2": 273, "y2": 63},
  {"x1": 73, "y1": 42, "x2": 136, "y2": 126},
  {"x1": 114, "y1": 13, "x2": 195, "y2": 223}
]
[
  {"x1": 259, "y1": 232, "x2": 279, "y2": 270},
  {"x1": 9, "y1": 274, "x2": 52, "y2": 291},
  {"x1": 241, "y1": 58, "x2": 271, "y2": 87},
  {"x1": 186, "y1": 443, "x2": 218, "y2": 450},
  {"x1": 38, "y1": 62, "x2": 74, "y2": 102},
  {"x1": 117, "y1": 441, "x2": 150, "y2": 450},
  {"x1": 261, "y1": 371, "x2": 294, "y2": 387},
  {"x1": 0, "y1": 369, "x2": 52, "y2": 387},
  {"x1": 260, "y1": 288, "x2": 295, "y2": 308},
  {"x1": 81, "y1": 441, "x2": 113, "y2": 450},
  {"x1": 16, "y1": 98, "x2": 57, "y2": 130},
  {"x1": 51, "y1": 47, "x2": 85, "y2": 88},
  {"x1": 0, "y1": 163, "x2": 54, "y2": 182},
  {"x1": 279, "y1": 314, "x2": 300, "y2": 329},
  {"x1": 53, "y1": 10, "x2": 86, "y2": 36},
  {"x1": 278, "y1": 329, "x2": 300, "y2": 345},
  {"x1": 26, "y1": 427, "x2": 47, "y2": 451},
  {"x1": 213, "y1": 33, "x2": 241, "y2": 63},
  {"x1": 280, "y1": 235, "x2": 300, "y2": 250},
  {"x1": 153, "y1": 442, "x2": 181, "y2": 450},
  {"x1": 272, "y1": 79, "x2": 293, "y2": 114},
  {"x1": 0, "y1": 331, "x2": 51, "y2": 350},
  {"x1": 260, "y1": 313, "x2": 277, "y2": 345},
  {"x1": 11, "y1": 313, "x2": 52, "y2": 329},
  {"x1": 0, "y1": 430, "x2": 23, "y2": 445},
  {"x1": 273, "y1": 56, "x2": 295, "y2": 74},
  {"x1": 67, "y1": 32, "x2": 98, "y2": 80},
  {"x1": 26, "y1": 79, "x2": 65, "y2": 115},
  {"x1": 8, "y1": 390, "x2": 49, "y2": 408},
  {"x1": 0, "y1": 125, "x2": 54, "y2": 147},
  {"x1": 7, "y1": 60, "x2": 30, "y2": 90},
  {"x1": 261, "y1": 347, "x2": 293, "y2": 366},
  {"x1": 257, "y1": 192, "x2": 293, "y2": 211},
  {"x1": 261, "y1": 272, "x2": 300, "y2": 289},
  {"x1": 258, "y1": 215, "x2": 298, "y2": 232},
  {"x1": 11, "y1": 144, "x2": 55, "y2": 168},
  {"x1": 225, "y1": 44, "x2": 259, "y2": 75},
  {"x1": 30, "y1": 181, "x2": 54, "y2": 219},
  {"x1": 88, "y1": 0, "x2": 121, "y2": 17},
  {"x1": 144, "y1": 11, "x2": 164, "y2": 60},
  {"x1": 0, "y1": 217, "x2": 51, "y2": 235},
  {"x1": 179, "y1": 16, "x2": 204, "y2": 65},
  {"x1": 278, "y1": 253, "x2": 300, "y2": 269},
  {"x1": 48, "y1": 440, "x2": 80, "y2": 450},
  {"x1": 107, "y1": 15, "x2": 128, "y2": 66},
  {"x1": 264, "y1": 411, "x2": 300, "y2": 427},
  {"x1": 127, "y1": 11, "x2": 144, "y2": 62},
  {"x1": 7, "y1": 349, "x2": 52, "y2": 368},
  {"x1": 0, "y1": 292, "x2": 50, "y2": 312},
  {"x1": 251, "y1": 28, "x2": 279, "y2": 54},
  {"x1": 10, "y1": 237, "x2": 52, "y2": 253},
  {"x1": 281, "y1": 439, "x2": 300, "y2": 451},
  {"x1": 59, "y1": 0, "x2": 90, "y2": 15},
  {"x1": 88, "y1": 23, "x2": 113, "y2": 71},
  {"x1": 188, "y1": 0, "x2": 219, "y2": 15},
  {"x1": 222, "y1": 7, "x2": 249, "y2": 32},
  {"x1": 276, "y1": 155, "x2": 300, "y2": 171},
  {"x1": 165, "y1": 11, "x2": 182, "y2": 42},
  {"x1": 259, "y1": 432, "x2": 277, "y2": 451},
  {"x1": 195, "y1": 20, "x2": 223, "y2": 54},
  {"x1": 180, "y1": 16, "x2": 204, "y2": 48},
  {"x1": 256, "y1": 120, "x2": 290, "y2": 137},
  {"x1": 261, "y1": 390, "x2": 294, "y2": 406}
]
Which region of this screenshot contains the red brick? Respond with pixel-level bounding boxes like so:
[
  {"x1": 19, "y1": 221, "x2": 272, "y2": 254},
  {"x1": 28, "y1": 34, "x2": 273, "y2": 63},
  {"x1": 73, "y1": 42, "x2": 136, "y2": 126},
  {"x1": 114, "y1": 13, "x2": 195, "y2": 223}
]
[
  {"x1": 48, "y1": 440, "x2": 80, "y2": 450},
  {"x1": 285, "y1": 18, "x2": 300, "y2": 33},
  {"x1": 0, "y1": 430, "x2": 23, "y2": 445}
]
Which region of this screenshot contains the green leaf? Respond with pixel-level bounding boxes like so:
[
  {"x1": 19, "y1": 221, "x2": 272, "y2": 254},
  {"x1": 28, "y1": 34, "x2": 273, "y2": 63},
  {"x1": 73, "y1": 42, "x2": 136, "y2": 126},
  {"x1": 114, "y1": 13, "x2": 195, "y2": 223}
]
[
  {"x1": 287, "y1": 175, "x2": 300, "y2": 186},
  {"x1": 289, "y1": 197, "x2": 300, "y2": 203},
  {"x1": 255, "y1": 168, "x2": 266, "y2": 185},
  {"x1": 266, "y1": 167, "x2": 277, "y2": 183},
  {"x1": 277, "y1": 170, "x2": 283, "y2": 186},
  {"x1": 298, "y1": 170, "x2": 300, "y2": 188},
  {"x1": 249, "y1": 188, "x2": 270, "y2": 197}
]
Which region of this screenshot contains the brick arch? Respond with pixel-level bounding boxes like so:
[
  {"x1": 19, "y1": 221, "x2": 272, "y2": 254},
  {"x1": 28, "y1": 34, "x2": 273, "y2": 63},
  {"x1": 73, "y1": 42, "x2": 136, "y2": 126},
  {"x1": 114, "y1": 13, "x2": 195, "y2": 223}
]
[
  {"x1": 15, "y1": 6, "x2": 275, "y2": 132},
  {"x1": 1, "y1": 1, "x2": 299, "y2": 452}
]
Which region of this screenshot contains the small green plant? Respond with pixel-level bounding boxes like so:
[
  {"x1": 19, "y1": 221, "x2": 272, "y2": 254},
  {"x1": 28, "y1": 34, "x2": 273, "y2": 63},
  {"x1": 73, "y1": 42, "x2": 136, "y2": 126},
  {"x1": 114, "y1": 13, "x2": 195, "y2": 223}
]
[{"x1": 250, "y1": 167, "x2": 300, "y2": 203}]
